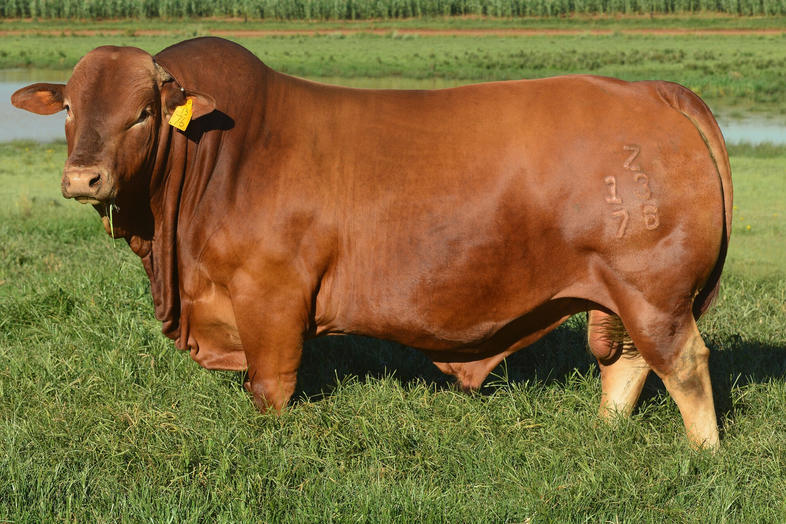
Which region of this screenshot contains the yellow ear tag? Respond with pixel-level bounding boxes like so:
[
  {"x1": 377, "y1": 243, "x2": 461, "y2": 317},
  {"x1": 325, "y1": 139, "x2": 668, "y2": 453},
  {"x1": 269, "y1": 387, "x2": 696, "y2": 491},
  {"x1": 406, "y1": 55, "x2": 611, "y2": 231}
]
[{"x1": 168, "y1": 98, "x2": 193, "y2": 131}]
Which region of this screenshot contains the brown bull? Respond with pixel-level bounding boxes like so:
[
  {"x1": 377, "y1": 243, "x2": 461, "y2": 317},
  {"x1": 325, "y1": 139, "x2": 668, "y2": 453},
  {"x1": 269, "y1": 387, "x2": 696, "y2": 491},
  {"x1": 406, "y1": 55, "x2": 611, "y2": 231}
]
[{"x1": 12, "y1": 37, "x2": 732, "y2": 449}]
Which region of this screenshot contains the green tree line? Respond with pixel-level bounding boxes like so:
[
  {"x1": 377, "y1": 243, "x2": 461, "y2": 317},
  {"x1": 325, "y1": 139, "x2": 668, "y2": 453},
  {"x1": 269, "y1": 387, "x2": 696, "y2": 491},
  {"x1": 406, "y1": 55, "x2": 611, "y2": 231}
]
[{"x1": 3, "y1": 0, "x2": 786, "y2": 19}]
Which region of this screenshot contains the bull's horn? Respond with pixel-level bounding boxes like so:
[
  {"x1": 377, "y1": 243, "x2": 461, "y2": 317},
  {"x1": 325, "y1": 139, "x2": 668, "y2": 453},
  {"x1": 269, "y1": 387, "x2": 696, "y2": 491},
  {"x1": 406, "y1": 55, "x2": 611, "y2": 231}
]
[{"x1": 154, "y1": 61, "x2": 173, "y2": 83}]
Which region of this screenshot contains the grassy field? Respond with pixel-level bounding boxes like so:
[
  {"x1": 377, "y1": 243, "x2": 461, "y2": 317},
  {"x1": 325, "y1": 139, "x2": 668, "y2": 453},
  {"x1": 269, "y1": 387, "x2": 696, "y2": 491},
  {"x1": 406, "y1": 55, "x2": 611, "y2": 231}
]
[
  {"x1": 0, "y1": 139, "x2": 784, "y2": 520},
  {"x1": 2, "y1": 26, "x2": 786, "y2": 113},
  {"x1": 2, "y1": 18, "x2": 786, "y2": 521}
]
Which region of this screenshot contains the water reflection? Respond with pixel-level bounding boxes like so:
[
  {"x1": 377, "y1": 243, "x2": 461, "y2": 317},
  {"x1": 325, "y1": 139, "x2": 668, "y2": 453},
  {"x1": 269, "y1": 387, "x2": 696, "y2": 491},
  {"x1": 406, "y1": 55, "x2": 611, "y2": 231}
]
[
  {"x1": 716, "y1": 117, "x2": 786, "y2": 145},
  {"x1": 2, "y1": 69, "x2": 785, "y2": 145}
]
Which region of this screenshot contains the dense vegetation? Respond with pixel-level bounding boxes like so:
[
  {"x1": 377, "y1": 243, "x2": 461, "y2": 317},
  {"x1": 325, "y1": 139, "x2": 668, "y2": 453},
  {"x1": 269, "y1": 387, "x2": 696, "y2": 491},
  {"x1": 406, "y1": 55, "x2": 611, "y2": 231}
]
[
  {"x1": 3, "y1": 31, "x2": 786, "y2": 113},
  {"x1": 0, "y1": 140, "x2": 784, "y2": 521},
  {"x1": 4, "y1": 0, "x2": 786, "y2": 19}
]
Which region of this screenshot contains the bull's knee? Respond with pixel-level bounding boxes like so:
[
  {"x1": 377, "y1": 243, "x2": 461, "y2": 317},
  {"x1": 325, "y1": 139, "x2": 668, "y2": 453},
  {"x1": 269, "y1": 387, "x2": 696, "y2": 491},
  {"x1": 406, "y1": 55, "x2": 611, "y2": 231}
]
[{"x1": 663, "y1": 334, "x2": 710, "y2": 389}]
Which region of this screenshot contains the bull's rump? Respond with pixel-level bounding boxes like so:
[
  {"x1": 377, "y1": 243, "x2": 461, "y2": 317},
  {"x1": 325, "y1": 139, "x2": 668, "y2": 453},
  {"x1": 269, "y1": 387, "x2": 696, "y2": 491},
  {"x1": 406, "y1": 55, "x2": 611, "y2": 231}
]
[{"x1": 310, "y1": 75, "x2": 724, "y2": 347}]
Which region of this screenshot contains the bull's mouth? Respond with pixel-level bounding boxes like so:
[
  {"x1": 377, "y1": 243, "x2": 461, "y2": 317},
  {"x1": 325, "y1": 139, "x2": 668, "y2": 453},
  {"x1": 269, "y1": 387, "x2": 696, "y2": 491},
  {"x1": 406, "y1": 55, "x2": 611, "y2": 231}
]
[{"x1": 74, "y1": 196, "x2": 104, "y2": 205}]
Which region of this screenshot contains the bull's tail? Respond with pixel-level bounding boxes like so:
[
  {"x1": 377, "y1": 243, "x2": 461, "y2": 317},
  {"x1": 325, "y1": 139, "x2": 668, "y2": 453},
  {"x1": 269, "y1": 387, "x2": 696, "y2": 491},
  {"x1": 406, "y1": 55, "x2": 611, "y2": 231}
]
[{"x1": 654, "y1": 81, "x2": 733, "y2": 319}]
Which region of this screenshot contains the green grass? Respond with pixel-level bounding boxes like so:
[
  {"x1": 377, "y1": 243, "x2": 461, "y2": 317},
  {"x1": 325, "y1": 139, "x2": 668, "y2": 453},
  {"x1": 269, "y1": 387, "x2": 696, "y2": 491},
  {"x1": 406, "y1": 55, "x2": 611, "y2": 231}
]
[
  {"x1": 3, "y1": 30, "x2": 786, "y2": 113},
  {"x1": 725, "y1": 145, "x2": 786, "y2": 280},
  {"x1": 0, "y1": 137, "x2": 784, "y2": 520}
]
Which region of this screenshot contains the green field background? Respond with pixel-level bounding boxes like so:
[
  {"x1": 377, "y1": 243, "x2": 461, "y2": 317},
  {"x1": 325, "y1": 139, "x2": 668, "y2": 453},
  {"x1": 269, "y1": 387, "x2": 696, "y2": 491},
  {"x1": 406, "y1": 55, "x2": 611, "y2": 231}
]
[
  {"x1": 2, "y1": 29, "x2": 786, "y2": 112},
  {"x1": 1, "y1": 18, "x2": 785, "y2": 522}
]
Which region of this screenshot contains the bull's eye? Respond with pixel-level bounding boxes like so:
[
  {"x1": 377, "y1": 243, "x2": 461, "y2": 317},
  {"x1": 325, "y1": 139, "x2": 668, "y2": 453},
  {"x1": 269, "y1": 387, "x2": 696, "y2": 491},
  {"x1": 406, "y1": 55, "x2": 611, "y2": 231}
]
[
  {"x1": 133, "y1": 108, "x2": 151, "y2": 126},
  {"x1": 64, "y1": 104, "x2": 71, "y2": 116}
]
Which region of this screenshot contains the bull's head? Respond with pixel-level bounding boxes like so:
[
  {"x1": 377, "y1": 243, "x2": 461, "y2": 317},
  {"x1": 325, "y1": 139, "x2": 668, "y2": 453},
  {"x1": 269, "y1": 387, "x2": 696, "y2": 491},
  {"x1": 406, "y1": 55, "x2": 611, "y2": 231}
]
[{"x1": 11, "y1": 46, "x2": 214, "y2": 230}]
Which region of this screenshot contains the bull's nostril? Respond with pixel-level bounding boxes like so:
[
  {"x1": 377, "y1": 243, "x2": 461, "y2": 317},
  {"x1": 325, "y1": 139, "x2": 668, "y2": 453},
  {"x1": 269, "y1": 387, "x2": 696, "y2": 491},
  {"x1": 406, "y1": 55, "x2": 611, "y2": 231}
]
[{"x1": 89, "y1": 173, "x2": 102, "y2": 188}]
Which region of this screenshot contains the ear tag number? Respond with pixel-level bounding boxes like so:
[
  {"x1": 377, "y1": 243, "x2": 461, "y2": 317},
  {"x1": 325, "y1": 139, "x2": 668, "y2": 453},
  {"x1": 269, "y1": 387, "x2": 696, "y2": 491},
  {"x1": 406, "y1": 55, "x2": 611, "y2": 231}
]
[{"x1": 169, "y1": 98, "x2": 192, "y2": 131}]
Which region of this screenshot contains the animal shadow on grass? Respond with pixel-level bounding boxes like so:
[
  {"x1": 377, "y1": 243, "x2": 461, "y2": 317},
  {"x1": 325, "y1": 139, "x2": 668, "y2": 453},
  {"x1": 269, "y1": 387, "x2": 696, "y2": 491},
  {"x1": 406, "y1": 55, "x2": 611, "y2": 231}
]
[
  {"x1": 629, "y1": 334, "x2": 786, "y2": 433},
  {"x1": 292, "y1": 316, "x2": 597, "y2": 402},
  {"x1": 705, "y1": 334, "x2": 786, "y2": 427},
  {"x1": 290, "y1": 317, "x2": 786, "y2": 431}
]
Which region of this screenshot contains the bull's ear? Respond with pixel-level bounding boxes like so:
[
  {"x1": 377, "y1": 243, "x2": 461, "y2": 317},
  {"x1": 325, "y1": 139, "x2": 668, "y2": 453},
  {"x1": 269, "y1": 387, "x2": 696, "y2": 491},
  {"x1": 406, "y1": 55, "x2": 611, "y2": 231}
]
[
  {"x1": 161, "y1": 82, "x2": 186, "y2": 118},
  {"x1": 11, "y1": 83, "x2": 66, "y2": 115},
  {"x1": 187, "y1": 91, "x2": 216, "y2": 120},
  {"x1": 161, "y1": 82, "x2": 216, "y2": 120}
]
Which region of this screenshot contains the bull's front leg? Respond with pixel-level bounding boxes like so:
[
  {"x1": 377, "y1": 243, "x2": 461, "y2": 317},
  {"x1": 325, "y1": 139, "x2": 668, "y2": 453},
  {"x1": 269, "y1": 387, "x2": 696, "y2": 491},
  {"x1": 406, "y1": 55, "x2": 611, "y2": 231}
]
[{"x1": 229, "y1": 273, "x2": 311, "y2": 413}]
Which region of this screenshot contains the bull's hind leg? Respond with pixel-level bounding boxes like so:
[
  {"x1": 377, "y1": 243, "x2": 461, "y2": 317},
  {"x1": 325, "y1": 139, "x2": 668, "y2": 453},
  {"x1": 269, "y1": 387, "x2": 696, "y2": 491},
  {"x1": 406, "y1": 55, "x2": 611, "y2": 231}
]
[
  {"x1": 618, "y1": 303, "x2": 718, "y2": 450},
  {"x1": 659, "y1": 322, "x2": 718, "y2": 450},
  {"x1": 588, "y1": 310, "x2": 650, "y2": 419}
]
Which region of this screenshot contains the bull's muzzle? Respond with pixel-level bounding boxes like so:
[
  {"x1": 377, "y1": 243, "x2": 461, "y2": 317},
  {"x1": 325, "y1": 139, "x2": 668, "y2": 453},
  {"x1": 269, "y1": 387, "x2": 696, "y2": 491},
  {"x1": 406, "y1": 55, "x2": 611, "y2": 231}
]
[{"x1": 61, "y1": 166, "x2": 112, "y2": 204}]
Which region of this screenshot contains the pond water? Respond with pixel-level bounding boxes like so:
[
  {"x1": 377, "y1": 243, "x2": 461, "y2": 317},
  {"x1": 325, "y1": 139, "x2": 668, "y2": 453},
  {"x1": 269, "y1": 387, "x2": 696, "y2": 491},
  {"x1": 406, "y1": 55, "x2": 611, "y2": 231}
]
[
  {"x1": 2, "y1": 70, "x2": 785, "y2": 145},
  {"x1": 0, "y1": 70, "x2": 71, "y2": 142}
]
